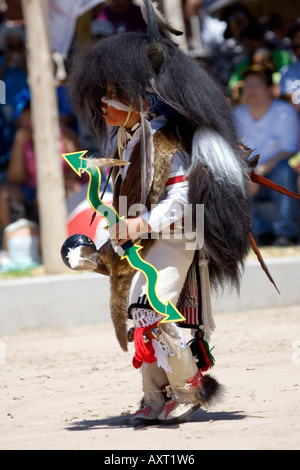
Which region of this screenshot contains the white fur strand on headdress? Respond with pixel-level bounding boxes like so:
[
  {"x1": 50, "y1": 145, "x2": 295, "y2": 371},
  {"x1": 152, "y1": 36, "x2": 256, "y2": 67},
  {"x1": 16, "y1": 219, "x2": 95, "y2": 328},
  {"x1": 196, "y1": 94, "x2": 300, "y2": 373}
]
[{"x1": 190, "y1": 129, "x2": 247, "y2": 194}]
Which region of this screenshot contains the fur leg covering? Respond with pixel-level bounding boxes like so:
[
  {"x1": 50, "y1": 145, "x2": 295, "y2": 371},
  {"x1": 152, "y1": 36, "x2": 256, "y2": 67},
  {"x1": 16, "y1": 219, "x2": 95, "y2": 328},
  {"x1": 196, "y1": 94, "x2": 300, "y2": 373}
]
[
  {"x1": 192, "y1": 374, "x2": 223, "y2": 408},
  {"x1": 110, "y1": 272, "x2": 135, "y2": 352}
]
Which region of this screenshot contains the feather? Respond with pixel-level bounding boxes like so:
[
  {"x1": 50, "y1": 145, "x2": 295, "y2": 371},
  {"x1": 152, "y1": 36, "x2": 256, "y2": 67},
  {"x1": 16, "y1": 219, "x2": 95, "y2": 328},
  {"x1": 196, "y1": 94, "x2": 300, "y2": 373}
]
[
  {"x1": 140, "y1": 115, "x2": 147, "y2": 206},
  {"x1": 85, "y1": 158, "x2": 130, "y2": 169},
  {"x1": 248, "y1": 170, "x2": 300, "y2": 293},
  {"x1": 249, "y1": 232, "x2": 280, "y2": 294},
  {"x1": 140, "y1": 113, "x2": 155, "y2": 205}
]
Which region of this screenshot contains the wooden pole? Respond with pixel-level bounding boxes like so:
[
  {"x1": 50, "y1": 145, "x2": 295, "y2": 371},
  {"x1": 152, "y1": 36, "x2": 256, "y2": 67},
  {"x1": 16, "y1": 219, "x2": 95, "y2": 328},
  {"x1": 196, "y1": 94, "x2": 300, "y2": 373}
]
[{"x1": 21, "y1": 0, "x2": 68, "y2": 273}]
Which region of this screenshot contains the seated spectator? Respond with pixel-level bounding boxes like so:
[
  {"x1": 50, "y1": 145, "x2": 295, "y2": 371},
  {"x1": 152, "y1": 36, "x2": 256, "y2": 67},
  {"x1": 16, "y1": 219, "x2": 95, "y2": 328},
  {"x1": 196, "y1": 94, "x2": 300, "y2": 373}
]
[
  {"x1": 259, "y1": 13, "x2": 291, "y2": 52},
  {"x1": 280, "y1": 22, "x2": 300, "y2": 111},
  {"x1": 228, "y1": 22, "x2": 292, "y2": 100},
  {"x1": 233, "y1": 65, "x2": 300, "y2": 246},
  {"x1": 231, "y1": 46, "x2": 280, "y2": 104},
  {"x1": 0, "y1": 24, "x2": 28, "y2": 177},
  {"x1": 0, "y1": 89, "x2": 82, "y2": 231},
  {"x1": 279, "y1": 22, "x2": 300, "y2": 201},
  {"x1": 0, "y1": 24, "x2": 27, "y2": 116},
  {"x1": 0, "y1": 106, "x2": 13, "y2": 183},
  {"x1": 0, "y1": 211, "x2": 41, "y2": 272},
  {"x1": 221, "y1": 2, "x2": 254, "y2": 39},
  {"x1": 209, "y1": 2, "x2": 253, "y2": 87},
  {"x1": 94, "y1": 0, "x2": 146, "y2": 35},
  {"x1": 0, "y1": 0, "x2": 24, "y2": 27},
  {"x1": 288, "y1": 150, "x2": 300, "y2": 195},
  {"x1": 182, "y1": 0, "x2": 226, "y2": 57},
  {"x1": 90, "y1": 18, "x2": 115, "y2": 42}
]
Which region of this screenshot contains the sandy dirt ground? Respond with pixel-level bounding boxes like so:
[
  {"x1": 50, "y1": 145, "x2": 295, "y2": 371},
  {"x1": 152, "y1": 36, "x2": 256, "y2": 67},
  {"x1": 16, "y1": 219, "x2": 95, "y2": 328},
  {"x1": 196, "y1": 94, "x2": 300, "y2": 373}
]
[{"x1": 0, "y1": 304, "x2": 299, "y2": 451}]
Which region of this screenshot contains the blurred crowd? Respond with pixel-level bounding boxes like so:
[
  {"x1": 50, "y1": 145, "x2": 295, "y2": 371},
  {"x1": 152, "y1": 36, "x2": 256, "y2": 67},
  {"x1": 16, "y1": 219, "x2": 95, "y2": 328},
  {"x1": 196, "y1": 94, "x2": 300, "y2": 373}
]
[{"x1": 0, "y1": 0, "x2": 300, "y2": 271}]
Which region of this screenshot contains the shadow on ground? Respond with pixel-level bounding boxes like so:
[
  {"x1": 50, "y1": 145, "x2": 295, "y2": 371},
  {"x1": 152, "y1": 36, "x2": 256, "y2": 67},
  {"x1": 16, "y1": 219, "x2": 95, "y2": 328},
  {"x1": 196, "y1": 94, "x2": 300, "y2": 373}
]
[{"x1": 66, "y1": 409, "x2": 246, "y2": 431}]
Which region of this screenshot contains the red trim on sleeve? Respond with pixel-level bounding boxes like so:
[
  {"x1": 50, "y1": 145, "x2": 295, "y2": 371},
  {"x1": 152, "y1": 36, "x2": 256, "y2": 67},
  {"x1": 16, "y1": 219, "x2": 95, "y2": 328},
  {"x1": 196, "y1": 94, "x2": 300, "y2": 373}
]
[{"x1": 166, "y1": 175, "x2": 186, "y2": 187}]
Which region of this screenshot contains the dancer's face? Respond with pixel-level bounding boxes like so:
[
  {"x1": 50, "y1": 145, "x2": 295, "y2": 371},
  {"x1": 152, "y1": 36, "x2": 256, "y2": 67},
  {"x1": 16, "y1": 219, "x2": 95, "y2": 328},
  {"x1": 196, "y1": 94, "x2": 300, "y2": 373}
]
[{"x1": 101, "y1": 88, "x2": 141, "y2": 128}]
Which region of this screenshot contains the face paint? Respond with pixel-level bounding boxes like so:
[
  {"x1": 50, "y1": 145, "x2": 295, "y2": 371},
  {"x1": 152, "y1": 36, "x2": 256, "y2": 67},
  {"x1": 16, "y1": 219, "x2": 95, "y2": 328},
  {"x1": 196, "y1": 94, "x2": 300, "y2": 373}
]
[
  {"x1": 101, "y1": 96, "x2": 140, "y2": 128},
  {"x1": 101, "y1": 97, "x2": 132, "y2": 112}
]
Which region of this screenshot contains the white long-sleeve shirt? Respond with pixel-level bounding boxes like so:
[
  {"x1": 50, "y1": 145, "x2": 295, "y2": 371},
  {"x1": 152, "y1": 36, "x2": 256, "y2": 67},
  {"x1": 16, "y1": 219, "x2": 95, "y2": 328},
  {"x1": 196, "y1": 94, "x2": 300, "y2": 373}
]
[
  {"x1": 123, "y1": 116, "x2": 190, "y2": 234},
  {"x1": 141, "y1": 150, "x2": 189, "y2": 233}
]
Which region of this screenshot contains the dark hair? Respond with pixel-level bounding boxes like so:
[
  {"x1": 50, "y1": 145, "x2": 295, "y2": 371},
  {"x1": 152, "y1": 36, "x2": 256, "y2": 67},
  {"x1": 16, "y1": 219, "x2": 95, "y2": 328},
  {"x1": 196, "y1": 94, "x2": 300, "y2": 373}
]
[
  {"x1": 243, "y1": 64, "x2": 273, "y2": 86},
  {"x1": 288, "y1": 20, "x2": 300, "y2": 41},
  {"x1": 221, "y1": 3, "x2": 254, "y2": 39},
  {"x1": 240, "y1": 22, "x2": 265, "y2": 41},
  {"x1": 221, "y1": 3, "x2": 254, "y2": 22}
]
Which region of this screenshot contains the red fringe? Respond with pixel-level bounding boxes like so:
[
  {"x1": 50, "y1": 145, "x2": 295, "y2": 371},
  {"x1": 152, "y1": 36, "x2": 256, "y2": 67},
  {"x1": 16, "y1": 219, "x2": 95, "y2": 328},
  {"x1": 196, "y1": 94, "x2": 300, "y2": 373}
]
[
  {"x1": 132, "y1": 322, "x2": 159, "y2": 369},
  {"x1": 198, "y1": 340, "x2": 212, "y2": 372}
]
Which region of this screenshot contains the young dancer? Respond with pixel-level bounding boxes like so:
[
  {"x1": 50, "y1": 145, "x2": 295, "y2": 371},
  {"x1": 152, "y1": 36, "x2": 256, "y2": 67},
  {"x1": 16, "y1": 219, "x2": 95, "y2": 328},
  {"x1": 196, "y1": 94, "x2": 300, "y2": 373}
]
[{"x1": 61, "y1": 0, "x2": 251, "y2": 426}]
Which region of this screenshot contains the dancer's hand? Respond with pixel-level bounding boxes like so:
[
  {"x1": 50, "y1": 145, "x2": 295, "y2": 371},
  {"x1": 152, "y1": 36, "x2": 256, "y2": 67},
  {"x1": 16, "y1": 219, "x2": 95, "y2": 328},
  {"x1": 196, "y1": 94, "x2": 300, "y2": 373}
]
[{"x1": 109, "y1": 217, "x2": 151, "y2": 246}]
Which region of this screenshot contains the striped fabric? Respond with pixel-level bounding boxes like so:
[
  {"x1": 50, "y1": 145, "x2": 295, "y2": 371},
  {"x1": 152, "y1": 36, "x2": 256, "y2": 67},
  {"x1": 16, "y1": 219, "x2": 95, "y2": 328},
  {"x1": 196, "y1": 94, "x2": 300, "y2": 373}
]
[
  {"x1": 165, "y1": 173, "x2": 186, "y2": 189},
  {"x1": 176, "y1": 255, "x2": 202, "y2": 329}
]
